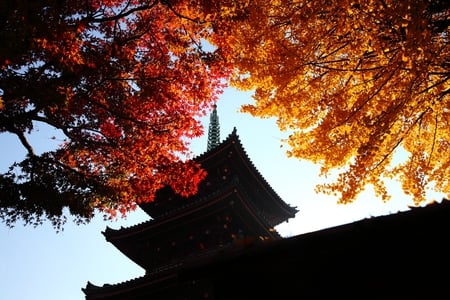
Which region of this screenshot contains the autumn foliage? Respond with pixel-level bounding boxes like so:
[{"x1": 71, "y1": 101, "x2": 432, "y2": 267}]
[
  {"x1": 0, "y1": 0, "x2": 230, "y2": 228},
  {"x1": 215, "y1": 0, "x2": 450, "y2": 204},
  {"x1": 1, "y1": 0, "x2": 449, "y2": 229}
]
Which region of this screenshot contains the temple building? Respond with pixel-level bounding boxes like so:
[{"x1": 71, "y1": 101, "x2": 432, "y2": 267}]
[
  {"x1": 83, "y1": 105, "x2": 298, "y2": 299},
  {"x1": 83, "y1": 105, "x2": 450, "y2": 299}
]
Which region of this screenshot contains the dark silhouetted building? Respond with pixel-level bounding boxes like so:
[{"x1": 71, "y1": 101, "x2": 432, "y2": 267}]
[{"x1": 84, "y1": 109, "x2": 450, "y2": 300}]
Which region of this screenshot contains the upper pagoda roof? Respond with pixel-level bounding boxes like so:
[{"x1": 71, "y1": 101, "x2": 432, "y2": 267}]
[{"x1": 139, "y1": 127, "x2": 298, "y2": 223}]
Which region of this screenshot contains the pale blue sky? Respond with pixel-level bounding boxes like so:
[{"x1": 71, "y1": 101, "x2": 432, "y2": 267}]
[{"x1": 0, "y1": 87, "x2": 444, "y2": 300}]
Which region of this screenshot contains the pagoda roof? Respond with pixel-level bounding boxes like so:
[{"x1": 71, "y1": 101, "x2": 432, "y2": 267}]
[
  {"x1": 140, "y1": 127, "x2": 298, "y2": 223},
  {"x1": 83, "y1": 263, "x2": 181, "y2": 300},
  {"x1": 102, "y1": 179, "x2": 284, "y2": 270}
]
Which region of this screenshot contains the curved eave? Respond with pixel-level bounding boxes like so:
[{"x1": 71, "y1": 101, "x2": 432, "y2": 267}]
[{"x1": 82, "y1": 270, "x2": 179, "y2": 300}]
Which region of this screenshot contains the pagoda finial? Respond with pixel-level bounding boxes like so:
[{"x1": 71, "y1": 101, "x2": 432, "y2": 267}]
[{"x1": 207, "y1": 104, "x2": 220, "y2": 151}]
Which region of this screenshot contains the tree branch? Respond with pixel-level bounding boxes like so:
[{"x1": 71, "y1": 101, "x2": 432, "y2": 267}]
[
  {"x1": 13, "y1": 129, "x2": 35, "y2": 157},
  {"x1": 89, "y1": 1, "x2": 159, "y2": 23},
  {"x1": 160, "y1": 0, "x2": 203, "y2": 24}
]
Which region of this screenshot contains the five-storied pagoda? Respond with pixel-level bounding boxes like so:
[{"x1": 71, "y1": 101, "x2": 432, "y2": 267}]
[
  {"x1": 83, "y1": 105, "x2": 450, "y2": 299},
  {"x1": 83, "y1": 105, "x2": 298, "y2": 299}
]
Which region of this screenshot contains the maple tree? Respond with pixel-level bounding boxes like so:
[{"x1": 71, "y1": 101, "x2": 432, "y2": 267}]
[
  {"x1": 214, "y1": 0, "x2": 450, "y2": 204},
  {"x1": 0, "y1": 0, "x2": 231, "y2": 229}
]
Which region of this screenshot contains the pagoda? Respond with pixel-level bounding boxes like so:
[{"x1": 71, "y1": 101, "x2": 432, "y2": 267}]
[{"x1": 83, "y1": 105, "x2": 298, "y2": 299}]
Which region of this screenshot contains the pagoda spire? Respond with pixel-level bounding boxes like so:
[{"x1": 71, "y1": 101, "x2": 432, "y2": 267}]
[{"x1": 207, "y1": 104, "x2": 220, "y2": 151}]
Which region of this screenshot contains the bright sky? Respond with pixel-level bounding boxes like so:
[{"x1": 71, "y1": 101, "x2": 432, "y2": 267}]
[{"x1": 0, "y1": 87, "x2": 445, "y2": 300}]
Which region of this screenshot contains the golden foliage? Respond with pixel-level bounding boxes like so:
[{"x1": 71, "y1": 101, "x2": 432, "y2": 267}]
[{"x1": 215, "y1": 0, "x2": 450, "y2": 204}]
